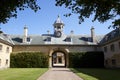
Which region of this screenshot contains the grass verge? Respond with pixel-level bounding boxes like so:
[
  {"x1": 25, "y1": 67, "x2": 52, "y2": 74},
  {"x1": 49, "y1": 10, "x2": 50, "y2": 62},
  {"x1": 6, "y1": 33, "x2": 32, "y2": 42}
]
[
  {"x1": 70, "y1": 68, "x2": 120, "y2": 80},
  {"x1": 0, "y1": 68, "x2": 48, "y2": 80}
]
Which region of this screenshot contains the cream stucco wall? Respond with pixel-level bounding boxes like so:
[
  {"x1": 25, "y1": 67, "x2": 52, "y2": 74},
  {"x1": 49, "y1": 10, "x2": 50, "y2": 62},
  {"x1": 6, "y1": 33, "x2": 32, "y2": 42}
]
[{"x1": 0, "y1": 42, "x2": 12, "y2": 69}]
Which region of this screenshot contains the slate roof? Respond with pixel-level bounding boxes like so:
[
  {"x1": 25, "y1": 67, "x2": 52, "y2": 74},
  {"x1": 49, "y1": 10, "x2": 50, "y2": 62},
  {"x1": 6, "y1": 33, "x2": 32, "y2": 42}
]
[
  {"x1": 2, "y1": 28, "x2": 120, "y2": 46},
  {"x1": 100, "y1": 28, "x2": 120, "y2": 44},
  {"x1": 0, "y1": 33, "x2": 14, "y2": 45},
  {"x1": 54, "y1": 15, "x2": 64, "y2": 24},
  {"x1": 9, "y1": 34, "x2": 104, "y2": 45}
]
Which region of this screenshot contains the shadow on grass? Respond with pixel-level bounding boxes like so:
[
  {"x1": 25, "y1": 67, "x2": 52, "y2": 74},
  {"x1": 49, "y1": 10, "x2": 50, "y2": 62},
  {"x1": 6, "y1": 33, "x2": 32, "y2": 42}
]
[{"x1": 71, "y1": 68, "x2": 120, "y2": 80}]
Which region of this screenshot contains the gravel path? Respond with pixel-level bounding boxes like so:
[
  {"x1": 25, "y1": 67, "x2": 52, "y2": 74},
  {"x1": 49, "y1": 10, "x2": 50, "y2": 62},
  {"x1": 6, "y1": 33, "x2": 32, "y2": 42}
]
[{"x1": 37, "y1": 68, "x2": 83, "y2": 80}]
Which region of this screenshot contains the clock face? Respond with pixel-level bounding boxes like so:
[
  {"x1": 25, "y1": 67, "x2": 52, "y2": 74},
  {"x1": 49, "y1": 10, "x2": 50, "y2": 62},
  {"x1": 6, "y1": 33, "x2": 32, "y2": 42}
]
[{"x1": 56, "y1": 31, "x2": 62, "y2": 37}]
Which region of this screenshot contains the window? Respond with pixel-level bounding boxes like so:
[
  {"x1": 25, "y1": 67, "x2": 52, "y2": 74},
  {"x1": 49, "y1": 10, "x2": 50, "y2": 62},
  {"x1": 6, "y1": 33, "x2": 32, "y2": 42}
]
[
  {"x1": 6, "y1": 47, "x2": 9, "y2": 53},
  {"x1": 5, "y1": 59, "x2": 8, "y2": 65},
  {"x1": 110, "y1": 44, "x2": 115, "y2": 52},
  {"x1": 104, "y1": 46, "x2": 107, "y2": 52},
  {"x1": 119, "y1": 42, "x2": 120, "y2": 49},
  {"x1": 112, "y1": 59, "x2": 116, "y2": 65},
  {"x1": 65, "y1": 37, "x2": 72, "y2": 42},
  {"x1": 0, "y1": 45, "x2": 2, "y2": 51},
  {"x1": 105, "y1": 60, "x2": 108, "y2": 65},
  {"x1": 47, "y1": 37, "x2": 51, "y2": 42},
  {"x1": 0, "y1": 59, "x2": 1, "y2": 66},
  {"x1": 27, "y1": 37, "x2": 31, "y2": 42}
]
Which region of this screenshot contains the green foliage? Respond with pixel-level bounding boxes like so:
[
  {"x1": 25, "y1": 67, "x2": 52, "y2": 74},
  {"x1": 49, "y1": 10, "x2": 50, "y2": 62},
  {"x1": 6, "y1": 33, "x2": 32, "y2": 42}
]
[
  {"x1": 10, "y1": 52, "x2": 48, "y2": 68},
  {"x1": 55, "y1": 0, "x2": 120, "y2": 28},
  {"x1": 69, "y1": 52, "x2": 104, "y2": 68},
  {"x1": 0, "y1": 0, "x2": 40, "y2": 24}
]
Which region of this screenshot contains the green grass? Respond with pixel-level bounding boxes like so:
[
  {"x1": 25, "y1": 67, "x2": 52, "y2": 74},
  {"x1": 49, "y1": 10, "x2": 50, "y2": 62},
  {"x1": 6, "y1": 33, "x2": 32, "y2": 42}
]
[
  {"x1": 71, "y1": 68, "x2": 120, "y2": 80},
  {"x1": 0, "y1": 68, "x2": 48, "y2": 80}
]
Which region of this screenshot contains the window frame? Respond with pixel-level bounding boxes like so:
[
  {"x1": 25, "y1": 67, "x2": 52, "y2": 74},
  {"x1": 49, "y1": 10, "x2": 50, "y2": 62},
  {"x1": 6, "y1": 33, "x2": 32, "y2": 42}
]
[
  {"x1": 0, "y1": 44, "x2": 2, "y2": 51},
  {"x1": 6, "y1": 47, "x2": 9, "y2": 53},
  {"x1": 104, "y1": 46, "x2": 107, "y2": 52},
  {"x1": 112, "y1": 59, "x2": 116, "y2": 65},
  {"x1": 110, "y1": 44, "x2": 115, "y2": 52},
  {"x1": 5, "y1": 59, "x2": 8, "y2": 65}
]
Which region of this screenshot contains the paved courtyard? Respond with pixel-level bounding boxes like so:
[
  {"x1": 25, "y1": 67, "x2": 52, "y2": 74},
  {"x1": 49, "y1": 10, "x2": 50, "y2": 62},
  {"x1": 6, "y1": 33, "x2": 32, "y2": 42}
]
[{"x1": 37, "y1": 68, "x2": 83, "y2": 80}]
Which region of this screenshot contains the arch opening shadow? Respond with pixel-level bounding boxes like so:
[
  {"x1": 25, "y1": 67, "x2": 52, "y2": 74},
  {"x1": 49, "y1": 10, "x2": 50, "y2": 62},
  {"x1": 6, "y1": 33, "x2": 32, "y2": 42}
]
[{"x1": 52, "y1": 51, "x2": 66, "y2": 67}]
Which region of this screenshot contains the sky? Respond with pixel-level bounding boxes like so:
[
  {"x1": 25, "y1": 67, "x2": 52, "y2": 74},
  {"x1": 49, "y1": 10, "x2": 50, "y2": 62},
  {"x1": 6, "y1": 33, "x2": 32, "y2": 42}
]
[{"x1": 0, "y1": 0, "x2": 114, "y2": 35}]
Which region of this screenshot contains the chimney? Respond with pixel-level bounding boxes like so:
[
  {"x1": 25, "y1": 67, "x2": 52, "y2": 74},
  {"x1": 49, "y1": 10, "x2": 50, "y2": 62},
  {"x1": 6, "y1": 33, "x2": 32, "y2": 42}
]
[
  {"x1": 23, "y1": 26, "x2": 28, "y2": 43},
  {"x1": 91, "y1": 27, "x2": 96, "y2": 43}
]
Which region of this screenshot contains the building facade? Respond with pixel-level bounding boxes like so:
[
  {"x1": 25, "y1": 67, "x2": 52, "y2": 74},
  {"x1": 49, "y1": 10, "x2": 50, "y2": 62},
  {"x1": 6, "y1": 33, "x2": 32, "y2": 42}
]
[
  {"x1": 0, "y1": 16, "x2": 120, "y2": 68},
  {"x1": 0, "y1": 33, "x2": 13, "y2": 69}
]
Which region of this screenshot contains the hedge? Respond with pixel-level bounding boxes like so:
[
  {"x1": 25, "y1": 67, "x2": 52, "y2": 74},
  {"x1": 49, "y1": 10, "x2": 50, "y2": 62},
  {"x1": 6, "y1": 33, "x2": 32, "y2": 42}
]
[
  {"x1": 69, "y1": 51, "x2": 104, "y2": 68},
  {"x1": 10, "y1": 52, "x2": 48, "y2": 68}
]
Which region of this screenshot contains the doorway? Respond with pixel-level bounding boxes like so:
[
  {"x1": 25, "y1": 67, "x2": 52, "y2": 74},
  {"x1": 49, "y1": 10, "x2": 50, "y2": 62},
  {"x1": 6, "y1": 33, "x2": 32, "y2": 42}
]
[{"x1": 52, "y1": 51, "x2": 66, "y2": 67}]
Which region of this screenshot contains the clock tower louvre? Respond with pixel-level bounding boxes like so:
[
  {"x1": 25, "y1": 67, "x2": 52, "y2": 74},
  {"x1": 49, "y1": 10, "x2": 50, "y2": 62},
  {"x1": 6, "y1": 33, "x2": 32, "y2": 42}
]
[{"x1": 53, "y1": 15, "x2": 65, "y2": 38}]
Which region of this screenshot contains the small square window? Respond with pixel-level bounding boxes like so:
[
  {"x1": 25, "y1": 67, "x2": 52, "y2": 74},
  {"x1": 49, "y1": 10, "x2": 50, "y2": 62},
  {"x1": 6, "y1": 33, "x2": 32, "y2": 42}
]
[
  {"x1": 0, "y1": 59, "x2": 1, "y2": 66},
  {"x1": 0, "y1": 45, "x2": 2, "y2": 51},
  {"x1": 119, "y1": 42, "x2": 120, "y2": 49},
  {"x1": 104, "y1": 46, "x2": 107, "y2": 52},
  {"x1": 105, "y1": 60, "x2": 108, "y2": 65},
  {"x1": 112, "y1": 59, "x2": 116, "y2": 65},
  {"x1": 110, "y1": 44, "x2": 115, "y2": 52},
  {"x1": 5, "y1": 59, "x2": 8, "y2": 65},
  {"x1": 6, "y1": 47, "x2": 9, "y2": 53}
]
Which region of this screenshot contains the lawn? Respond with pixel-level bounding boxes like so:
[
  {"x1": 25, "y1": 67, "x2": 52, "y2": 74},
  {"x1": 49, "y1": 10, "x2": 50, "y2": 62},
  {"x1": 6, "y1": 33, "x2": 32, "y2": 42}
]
[
  {"x1": 71, "y1": 68, "x2": 120, "y2": 80},
  {"x1": 0, "y1": 68, "x2": 48, "y2": 80}
]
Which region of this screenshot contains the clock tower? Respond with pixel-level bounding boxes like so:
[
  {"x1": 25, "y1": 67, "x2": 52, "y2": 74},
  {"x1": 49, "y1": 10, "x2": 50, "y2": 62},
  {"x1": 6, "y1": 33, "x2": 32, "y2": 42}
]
[{"x1": 53, "y1": 15, "x2": 65, "y2": 38}]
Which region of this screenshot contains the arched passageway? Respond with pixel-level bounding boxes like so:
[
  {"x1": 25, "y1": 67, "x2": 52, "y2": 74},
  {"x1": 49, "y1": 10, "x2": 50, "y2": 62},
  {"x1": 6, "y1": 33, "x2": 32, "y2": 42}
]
[{"x1": 52, "y1": 51, "x2": 66, "y2": 67}]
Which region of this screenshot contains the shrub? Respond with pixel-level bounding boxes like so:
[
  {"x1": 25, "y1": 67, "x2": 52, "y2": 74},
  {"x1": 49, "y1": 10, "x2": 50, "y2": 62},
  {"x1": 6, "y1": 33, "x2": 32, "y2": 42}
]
[
  {"x1": 10, "y1": 52, "x2": 48, "y2": 68},
  {"x1": 69, "y1": 51, "x2": 104, "y2": 68}
]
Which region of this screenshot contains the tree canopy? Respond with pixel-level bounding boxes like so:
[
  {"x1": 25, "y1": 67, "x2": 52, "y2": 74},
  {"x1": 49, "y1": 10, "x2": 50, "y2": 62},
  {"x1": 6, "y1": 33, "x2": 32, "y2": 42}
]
[
  {"x1": 0, "y1": 0, "x2": 120, "y2": 28},
  {"x1": 55, "y1": 0, "x2": 120, "y2": 28},
  {"x1": 0, "y1": 0, "x2": 40, "y2": 24}
]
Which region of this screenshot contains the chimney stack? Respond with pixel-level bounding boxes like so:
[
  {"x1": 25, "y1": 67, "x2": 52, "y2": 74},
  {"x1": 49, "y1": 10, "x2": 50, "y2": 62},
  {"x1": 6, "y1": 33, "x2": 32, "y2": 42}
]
[
  {"x1": 91, "y1": 27, "x2": 96, "y2": 43},
  {"x1": 23, "y1": 26, "x2": 28, "y2": 43}
]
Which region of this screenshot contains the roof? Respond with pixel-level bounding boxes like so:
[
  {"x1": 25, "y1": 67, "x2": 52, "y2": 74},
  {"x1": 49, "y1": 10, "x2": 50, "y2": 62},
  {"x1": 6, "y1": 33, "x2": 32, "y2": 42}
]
[
  {"x1": 100, "y1": 28, "x2": 120, "y2": 44},
  {"x1": 0, "y1": 33, "x2": 14, "y2": 45},
  {"x1": 54, "y1": 15, "x2": 64, "y2": 25},
  {"x1": 10, "y1": 34, "x2": 104, "y2": 45}
]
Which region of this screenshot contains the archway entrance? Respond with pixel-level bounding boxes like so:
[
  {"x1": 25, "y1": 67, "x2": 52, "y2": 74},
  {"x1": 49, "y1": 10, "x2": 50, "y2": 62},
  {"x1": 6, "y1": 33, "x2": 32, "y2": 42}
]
[{"x1": 52, "y1": 51, "x2": 66, "y2": 67}]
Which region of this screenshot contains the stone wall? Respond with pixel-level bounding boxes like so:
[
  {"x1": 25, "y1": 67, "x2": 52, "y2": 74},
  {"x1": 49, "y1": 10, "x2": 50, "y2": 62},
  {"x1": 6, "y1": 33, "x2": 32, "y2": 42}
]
[
  {"x1": 13, "y1": 45, "x2": 101, "y2": 53},
  {"x1": 102, "y1": 39, "x2": 120, "y2": 68}
]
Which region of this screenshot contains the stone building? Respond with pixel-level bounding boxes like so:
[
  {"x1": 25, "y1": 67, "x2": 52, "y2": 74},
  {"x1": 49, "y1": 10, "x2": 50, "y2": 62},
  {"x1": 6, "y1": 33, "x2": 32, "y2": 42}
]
[
  {"x1": 0, "y1": 32, "x2": 13, "y2": 69},
  {"x1": 0, "y1": 16, "x2": 120, "y2": 68}
]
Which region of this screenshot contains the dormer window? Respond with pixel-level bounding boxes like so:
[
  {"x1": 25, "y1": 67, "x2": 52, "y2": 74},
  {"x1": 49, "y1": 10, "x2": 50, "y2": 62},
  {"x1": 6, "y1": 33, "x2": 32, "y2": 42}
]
[
  {"x1": 46, "y1": 37, "x2": 51, "y2": 42},
  {"x1": 65, "y1": 37, "x2": 72, "y2": 42},
  {"x1": 27, "y1": 37, "x2": 31, "y2": 42}
]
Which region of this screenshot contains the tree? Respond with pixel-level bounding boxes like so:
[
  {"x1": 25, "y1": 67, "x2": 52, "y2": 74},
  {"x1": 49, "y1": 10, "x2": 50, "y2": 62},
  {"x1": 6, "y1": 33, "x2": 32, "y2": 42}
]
[
  {"x1": 55, "y1": 0, "x2": 120, "y2": 28},
  {"x1": 0, "y1": 0, "x2": 40, "y2": 24}
]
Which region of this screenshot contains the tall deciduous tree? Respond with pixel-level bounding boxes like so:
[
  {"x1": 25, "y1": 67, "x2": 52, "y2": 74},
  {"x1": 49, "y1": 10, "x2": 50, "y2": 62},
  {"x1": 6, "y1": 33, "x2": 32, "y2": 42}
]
[
  {"x1": 0, "y1": 0, "x2": 40, "y2": 24},
  {"x1": 55, "y1": 0, "x2": 120, "y2": 28}
]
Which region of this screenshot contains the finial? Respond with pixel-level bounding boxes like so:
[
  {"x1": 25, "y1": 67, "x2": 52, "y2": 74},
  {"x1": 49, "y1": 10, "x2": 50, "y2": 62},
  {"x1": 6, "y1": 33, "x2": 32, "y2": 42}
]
[
  {"x1": 70, "y1": 30, "x2": 74, "y2": 34},
  {"x1": 91, "y1": 26, "x2": 94, "y2": 29},
  {"x1": 24, "y1": 25, "x2": 28, "y2": 29},
  {"x1": 58, "y1": 15, "x2": 60, "y2": 18},
  {"x1": 47, "y1": 30, "x2": 50, "y2": 34}
]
